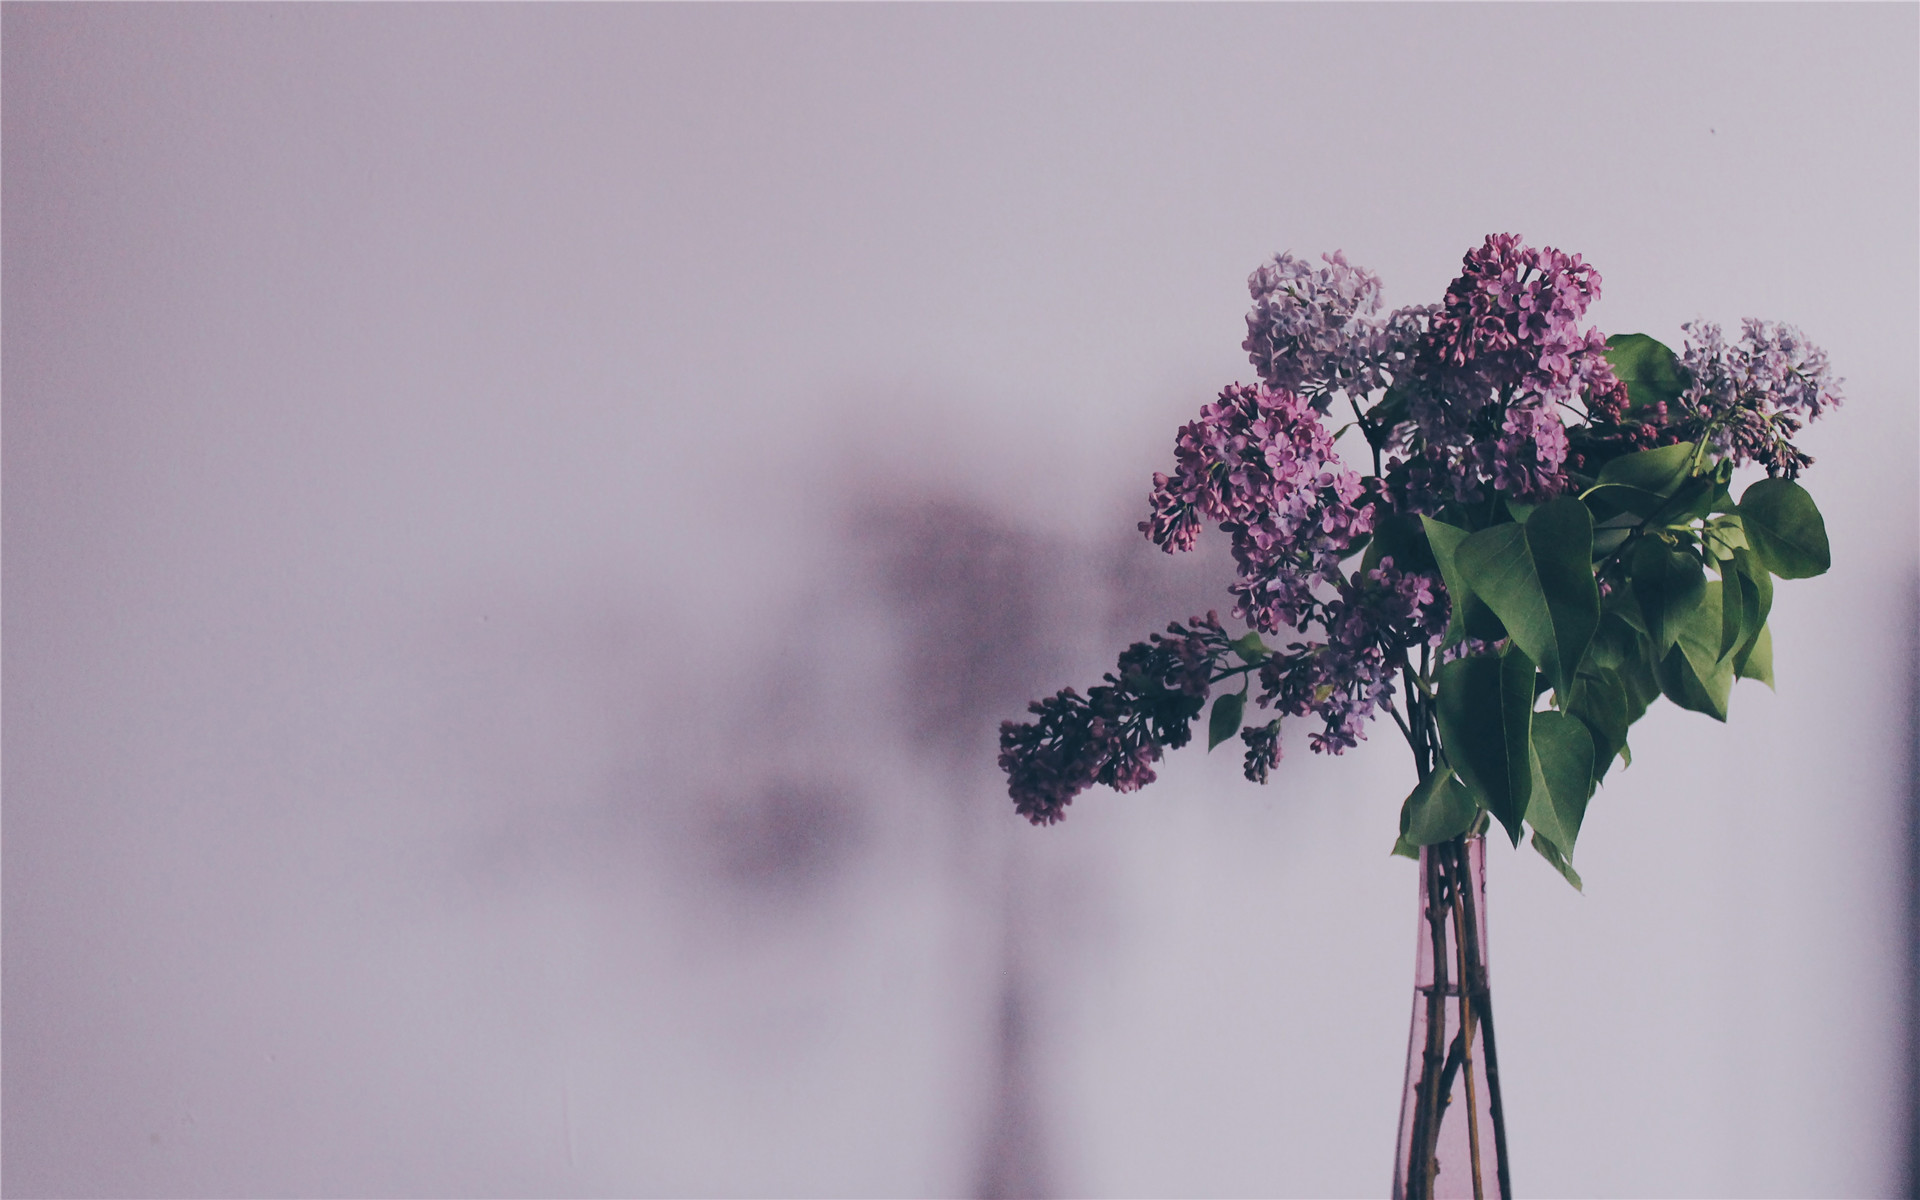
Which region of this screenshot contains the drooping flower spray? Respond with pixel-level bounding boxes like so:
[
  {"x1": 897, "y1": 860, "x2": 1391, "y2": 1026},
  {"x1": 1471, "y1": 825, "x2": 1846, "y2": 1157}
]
[{"x1": 998, "y1": 236, "x2": 1840, "y2": 1197}]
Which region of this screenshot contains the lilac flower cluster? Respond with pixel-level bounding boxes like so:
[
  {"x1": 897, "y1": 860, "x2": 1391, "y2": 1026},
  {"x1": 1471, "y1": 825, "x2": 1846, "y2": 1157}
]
[
  {"x1": 1672, "y1": 319, "x2": 1842, "y2": 477},
  {"x1": 1238, "y1": 719, "x2": 1283, "y2": 784},
  {"x1": 1243, "y1": 251, "x2": 1387, "y2": 402},
  {"x1": 1001, "y1": 234, "x2": 1840, "y2": 827},
  {"x1": 999, "y1": 556, "x2": 1452, "y2": 826},
  {"x1": 998, "y1": 614, "x2": 1227, "y2": 825},
  {"x1": 1384, "y1": 235, "x2": 1617, "y2": 508},
  {"x1": 1427, "y1": 235, "x2": 1605, "y2": 386},
  {"x1": 1250, "y1": 557, "x2": 1449, "y2": 758},
  {"x1": 1142, "y1": 383, "x2": 1374, "y2": 633}
]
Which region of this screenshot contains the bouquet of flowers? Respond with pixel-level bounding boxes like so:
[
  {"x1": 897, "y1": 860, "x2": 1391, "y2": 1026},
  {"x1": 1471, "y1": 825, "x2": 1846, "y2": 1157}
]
[{"x1": 996, "y1": 234, "x2": 1839, "y2": 1196}]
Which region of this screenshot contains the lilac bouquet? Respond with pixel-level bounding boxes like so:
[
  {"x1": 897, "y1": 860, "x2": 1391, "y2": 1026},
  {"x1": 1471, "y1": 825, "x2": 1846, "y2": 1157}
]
[
  {"x1": 997, "y1": 235, "x2": 1839, "y2": 1196},
  {"x1": 999, "y1": 234, "x2": 1837, "y2": 882}
]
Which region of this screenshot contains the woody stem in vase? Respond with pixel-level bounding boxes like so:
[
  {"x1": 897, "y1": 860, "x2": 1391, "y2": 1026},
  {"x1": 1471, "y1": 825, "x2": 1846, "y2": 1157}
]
[{"x1": 1397, "y1": 835, "x2": 1510, "y2": 1200}]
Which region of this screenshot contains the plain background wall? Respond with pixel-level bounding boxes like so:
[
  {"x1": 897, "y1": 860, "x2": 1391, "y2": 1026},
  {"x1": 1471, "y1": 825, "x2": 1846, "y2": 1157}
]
[{"x1": 5, "y1": 5, "x2": 1917, "y2": 1197}]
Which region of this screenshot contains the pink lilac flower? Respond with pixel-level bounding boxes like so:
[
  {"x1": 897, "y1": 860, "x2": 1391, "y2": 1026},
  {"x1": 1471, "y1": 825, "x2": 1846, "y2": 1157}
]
[
  {"x1": 1142, "y1": 383, "x2": 1374, "y2": 633},
  {"x1": 1427, "y1": 236, "x2": 1605, "y2": 389},
  {"x1": 1388, "y1": 235, "x2": 1614, "y2": 506},
  {"x1": 1378, "y1": 445, "x2": 1458, "y2": 516}
]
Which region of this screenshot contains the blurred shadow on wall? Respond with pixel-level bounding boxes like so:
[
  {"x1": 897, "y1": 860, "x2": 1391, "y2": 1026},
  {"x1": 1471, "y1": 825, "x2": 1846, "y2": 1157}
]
[
  {"x1": 854, "y1": 487, "x2": 1233, "y2": 1198},
  {"x1": 854, "y1": 496, "x2": 1071, "y2": 776},
  {"x1": 856, "y1": 494, "x2": 1064, "y2": 1200},
  {"x1": 422, "y1": 471, "x2": 1234, "y2": 1196}
]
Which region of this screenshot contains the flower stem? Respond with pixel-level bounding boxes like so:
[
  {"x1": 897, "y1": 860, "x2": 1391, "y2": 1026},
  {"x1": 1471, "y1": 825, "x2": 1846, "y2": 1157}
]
[
  {"x1": 1453, "y1": 836, "x2": 1512, "y2": 1198},
  {"x1": 1451, "y1": 869, "x2": 1485, "y2": 1200},
  {"x1": 1405, "y1": 847, "x2": 1452, "y2": 1200},
  {"x1": 1400, "y1": 836, "x2": 1513, "y2": 1200}
]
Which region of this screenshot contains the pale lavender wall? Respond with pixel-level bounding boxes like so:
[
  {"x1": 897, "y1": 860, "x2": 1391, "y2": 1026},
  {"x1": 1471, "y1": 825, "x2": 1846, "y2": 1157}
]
[{"x1": 5, "y1": 5, "x2": 1916, "y2": 1197}]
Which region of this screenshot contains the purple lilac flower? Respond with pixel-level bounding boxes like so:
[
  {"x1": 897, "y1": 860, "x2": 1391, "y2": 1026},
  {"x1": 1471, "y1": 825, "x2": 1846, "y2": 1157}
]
[
  {"x1": 1579, "y1": 353, "x2": 1632, "y2": 421},
  {"x1": 1244, "y1": 251, "x2": 1385, "y2": 404},
  {"x1": 998, "y1": 615, "x2": 1229, "y2": 824},
  {"x1": 1675, "y1": 318, "x2": 1842, "y2": 477},
  {"x1": 1436, "y1": 635, "x2": 1499, "y2": 667},
  {"x1": 1239, "y1": 720, "x2": 1282, "y2": 784},
  {"x1": 1734, "y1": 319, "x2": 1840, "y2": 419},
  {"x1": 1363, "y1": 303, "x2": 1436, "y2": 393},
  {"x1": 1388, "y1": 235, "x2": 1614, "y2": 506},
  {"x1": 1378, "y1": 445, "x2": 1457, "y2": 517},
  {"x1": 1427, "y1": 236, "x2": 1605, "y2": 388},
  {"x1": 1487, "y1": 400, "x2": 1572, "y2": 497},
  {"x1": 1142, "y1": 383, "x2": 1374, "y2": 633},
  {"x1": 1250, "y1": 557, "x2": 1449, "y2": 757}
]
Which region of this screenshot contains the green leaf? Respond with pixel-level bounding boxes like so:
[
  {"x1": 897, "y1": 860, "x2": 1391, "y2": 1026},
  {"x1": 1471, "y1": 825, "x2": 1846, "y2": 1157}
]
[
  {"x1": 1583, "y1": 483, "x2": 1668, "y2": 521},
  {"x1": 1703, "y1": 517, "x2": 1748, "y2": 561},
  {"x1": 1617, "y1": 640, "x2": 1660, "y2": 724},
  {"x1": 1453, "y1": 498, "x2": 1599, "y2": 697},
  {"x1": 1717, "y1": 564, "x2": 1746, "y2": 659},
  {"x1": 1595, "y1": 440, "x2": 1696, "y2": 495},
  {"x1": 1391, "y1": 767, "x2": 1480, "y2": 857},
  {"x1": 1734, "y1": 622, "x2": 1775, "y2": 688},
  {"x1": 1421, "y1": 515, "x2": 1507, "y2": 648},
  {"x1": 1605, "y1": 334, "x2": 1688, "y2": 412},
  {"x1": 1611, "y1": 582, "x2": 1650, "y2": 635},
  {"x1": 1567, "y1": 669, "x2": 1629, "y2": 781},
  {"x1": 1455, "y1": 522, "x2": 1541, "y2": 646},
  {"x1": 1207, "y1": 691, "x2": 1245, "y2": 751},
  {"x1": 1592, "y1": 525, "x2": 1633, "y2": 558},
  {"x1": 1531, "y1": 830, "x2": 1584, "y2": 891},
  {"x1": 1435, "y1": 646, "x2": 1536, "y2": 845},
  {"x1": 1526, "y1": 712, "x2": 1596, "y2": 854},
  {"x1": 1705, "y1": 463, "x2": 1738, "y2": 515},
  {"x1": 1715, "y1": 548, "x2": 1773, "y2": 677},
  {"x1": 1732, "y1": 570, "x2": 1761, "y2": 659},
  {"x1": 1230, "y1": 632, "x2": 1270, "y2": 665},
  {"x1": 1588, "y1": 609, "x2": 1640, "y2": 670},
  {"x1": 1738, "y1": 478, "x2": 1831, "y2": 579},
  {"x1": 1524, "y1": 498, "x2": 1603, "y2": 696},
  {"x1": 1648, "y1": 475, "x2": 1721, "y2": 529},
  {"x1": 1629, "y1": 539, "x2": 1706, "y2": 655},
  {"x1": 1656, "y1": 642, "x2": 1732, "y2": 722},
  {"x1": 1730, "y1": 547, "x2": 1774, "y2": 654},
  {"x1": 1674, "y1": 580, "x2": 1732, "y2": 677}
]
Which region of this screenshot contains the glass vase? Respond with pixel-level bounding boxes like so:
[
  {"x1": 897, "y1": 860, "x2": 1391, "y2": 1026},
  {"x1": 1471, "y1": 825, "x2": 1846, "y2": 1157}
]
[{"x1": 1392, "y1": 833, "x2": 1511, "y2": 1200}]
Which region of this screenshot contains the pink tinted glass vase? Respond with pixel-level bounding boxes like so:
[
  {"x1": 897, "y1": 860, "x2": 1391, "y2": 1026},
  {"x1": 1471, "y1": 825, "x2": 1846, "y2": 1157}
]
[{"x1": 1392, "y1": 834, "x2": 1511, "y2": 1200}]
